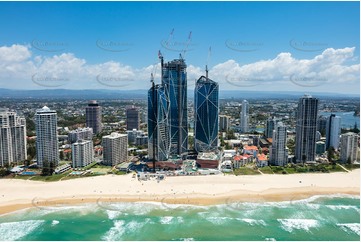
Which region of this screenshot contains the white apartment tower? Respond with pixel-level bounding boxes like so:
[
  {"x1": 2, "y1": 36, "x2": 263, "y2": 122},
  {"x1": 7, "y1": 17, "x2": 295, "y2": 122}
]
[
  {"x1": 240, "y1": 100, "x2": 249, "y2": 133},
  {"x1": 72, "y1": 140, "x2": 93, "y2": 168},
  {"x1": 340, "y1": 132, "x2": 359, "y2": 163},
  {"x1": 0, "y1": 109, "x2": 27, "y2": 166},
  {"x1": 269, "y1": 122, "x2": 288, "y2": 166},
  {"x1": 68, "y1": 127, "x2": 93, "y2": 144},
  {"x1": 102, "y1": 132, "x2": 128, "y2": 166},
  {"x1": 35, "y1": 106, "x2": 59, "y2": 167}
]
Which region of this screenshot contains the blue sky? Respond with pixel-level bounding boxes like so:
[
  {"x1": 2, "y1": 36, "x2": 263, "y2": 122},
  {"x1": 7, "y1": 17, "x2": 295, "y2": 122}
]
[{"x1": 0, "y1": 1, "x2": 359, "y2": 93}]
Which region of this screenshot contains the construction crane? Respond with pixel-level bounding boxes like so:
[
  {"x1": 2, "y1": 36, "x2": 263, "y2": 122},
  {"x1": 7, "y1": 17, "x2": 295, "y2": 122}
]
[{"x1": 181, "y1": 31, "x2": 192, "y2": 59}]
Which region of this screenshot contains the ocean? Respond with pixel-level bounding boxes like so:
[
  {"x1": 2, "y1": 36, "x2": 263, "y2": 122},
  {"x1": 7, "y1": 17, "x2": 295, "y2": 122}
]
[{"x1": 0, "y1": 195, "x2": 359, "y2": 241}]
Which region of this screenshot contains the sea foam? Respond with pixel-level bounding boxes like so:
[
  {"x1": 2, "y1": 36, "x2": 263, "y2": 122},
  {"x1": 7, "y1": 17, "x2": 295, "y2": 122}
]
[
  {"x1": 278, "y1": 219, "x2": 319, "y2": 233},
  {"x1": 337, "y1": 223, "x2": 360, "y2": 236},
  {"x1": 0, "y1": 220, "x2": 45, "y2": 240}
]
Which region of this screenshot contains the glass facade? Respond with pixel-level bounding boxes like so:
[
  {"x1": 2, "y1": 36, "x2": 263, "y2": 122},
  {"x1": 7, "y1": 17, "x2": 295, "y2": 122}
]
[
  {"x1": 148, "y1": 83, "x2": 170, "y2": 161},
  {"x1": 162, "y1": 59, "x2": 188, "y2": 157},
  {"x1": 194, "y1": 76, "x2": 219, "y2": 152},
  {"x1": 295, "y1": 95, "x2": 319, "y2": 163}
]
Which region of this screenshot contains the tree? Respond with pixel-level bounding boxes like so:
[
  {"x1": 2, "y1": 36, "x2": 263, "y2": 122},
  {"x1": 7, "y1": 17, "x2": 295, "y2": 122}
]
[
  {"x1": 226, "y1": 130, "x2": 236, "y2": 140},
  {"x1": 24, "y1": 160, "x2": 31, "y2": 167},
  {"x1": 351, "y1": 122, "x2": 360, "y2": 134},
  {"x1": 0, "y1": 168, "x2": 10, "y2": 177},
  {"x1": 287, "y1": 139, "x2": 295, "y2": 155},
  {"x1": 41, "y1": 160, "x2": 55, "y2": 176},
  {"x1": 59, "y1": 151, "x2": 64, "y2": 160},
  {"x1": 327, "y1": 147, "x2": 336, "y2": 165},
  {"x1": 302, "y1": 154, "x2": 307, "y2": 166},
  {"x1": 347, "y1": 157, "x2": 352, "y2": 165}
]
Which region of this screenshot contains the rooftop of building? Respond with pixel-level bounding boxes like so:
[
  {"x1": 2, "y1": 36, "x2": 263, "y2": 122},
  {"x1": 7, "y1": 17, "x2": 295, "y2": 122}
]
[
  {"x1": 257, "y1": 153, "x2": 268, "y2": 161},
  {"x1": 197, "y1": 152, "x2": 220, "y2": 161},
  {"x1": 36, "y1": 106, "x2": 56, "y2": 113},
  {"x1": 244, "y1": 145, "x2": 258, "y2": 151},
  {"x1": 103, "y1": 132, "x2": 127, "y2": 139}
]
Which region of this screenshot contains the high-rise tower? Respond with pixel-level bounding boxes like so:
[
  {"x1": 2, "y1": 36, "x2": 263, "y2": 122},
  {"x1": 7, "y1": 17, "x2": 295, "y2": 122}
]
[
  {"x1": 35, "y1": 106, "x2": 59, "y2": 167},
  {"x1": 0, "y1": 109, "x2": 27, "y2": 166},
  {"x1": 326, "y1": 114, "x2": 341, "y2": 150},
  {"x1": 270, "y1": 122, "x2": 288, "y2": 166},
  {"x1": 240, "y1": 100, "x2": 249, "y2": 133},
  {"x1": 148, "y1": 79, "x2": 170, "y2": 162},
  {"x1": 295, "y1": 95, "x2": 319, "y2": 163},
  {"x1": 86, "y1": 100, "x2": 102, "y2": 134},
  {"x1": 162, "y1": 58, "x2": 188, "y2": 158},
  {"x1": 126, "y1": 106, "x2": 140, "y2": 130},
  {"x1": 194, "y1": 68, "x2": 219, "y2": 153}
]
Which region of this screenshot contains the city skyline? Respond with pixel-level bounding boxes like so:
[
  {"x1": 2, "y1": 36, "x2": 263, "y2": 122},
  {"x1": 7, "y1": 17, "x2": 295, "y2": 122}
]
[{"x1": 0, "y1": 1, "x2": 359, "y2": 94}]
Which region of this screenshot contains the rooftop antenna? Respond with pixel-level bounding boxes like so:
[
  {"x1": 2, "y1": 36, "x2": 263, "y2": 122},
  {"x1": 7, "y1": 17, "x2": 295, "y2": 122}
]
[
  {"x1": 150, "y1": 73, "x2": 154, "y2": 86},
  {"x1": 206, "y1": 46, "x2": 211, "y2": 79},
  {"x1": 158, "y1": 50, "x2": 164, "y2": 83}
]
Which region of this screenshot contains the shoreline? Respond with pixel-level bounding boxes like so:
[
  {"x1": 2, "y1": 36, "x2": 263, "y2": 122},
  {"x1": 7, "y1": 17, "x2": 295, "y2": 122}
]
[
  {"x1": 0, "y1": 170, "x2": 359, "y2": 215},
  {"x1": 0, "y1": 187, "x2": 359, "y2": 216}
]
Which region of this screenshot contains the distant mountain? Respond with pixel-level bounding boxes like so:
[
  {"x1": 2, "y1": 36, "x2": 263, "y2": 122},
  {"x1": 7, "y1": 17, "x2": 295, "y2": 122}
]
[
  {"x1": 0, "y1": 88, "x2": 358, "y2": 100},
  {"x1": 0, "y1": 88, "x2": 147, "y2": 99}
]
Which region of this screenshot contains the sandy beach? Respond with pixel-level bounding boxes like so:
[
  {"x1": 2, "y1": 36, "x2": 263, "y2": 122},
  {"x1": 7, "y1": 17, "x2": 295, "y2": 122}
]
[{"x1": 0, "y1": 170, "x2": 359, "y2": 215}]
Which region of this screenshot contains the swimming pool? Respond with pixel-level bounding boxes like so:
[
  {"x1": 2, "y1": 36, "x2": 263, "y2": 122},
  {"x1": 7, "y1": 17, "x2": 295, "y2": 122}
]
[{"x1": 21, "y1": 171, "x2": 36, "y2": 175}]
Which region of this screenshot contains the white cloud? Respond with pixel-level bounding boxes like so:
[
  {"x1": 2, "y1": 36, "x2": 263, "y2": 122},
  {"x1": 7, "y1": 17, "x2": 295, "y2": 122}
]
[
  {"x1": 210, "y1": 47, "x2": 359, "y2": 91},
  {"x1": 0, "y1": 44, "x2": 359, "y2": 93}
]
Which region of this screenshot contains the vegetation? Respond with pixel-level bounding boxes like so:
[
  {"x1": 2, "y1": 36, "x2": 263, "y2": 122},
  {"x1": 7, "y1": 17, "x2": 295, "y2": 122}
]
[
  {"x1": 344, "y1": 163, "x2": 360, "y2": 170},
  {"x1": 112, "y1": 170, "x2": 127, "y2": 175},
  {"x1": 259, "y1": 166, "x2": 274, "y2": 174},
  {"x1": 26, "y1": 117, "x2": 36, "y2": 136},
  {"x1": 27, "y1": 139, "x2": 36, "y2": 161},
  {"x1": 0, "y1": 168, "x2": 10, "y2": 177},
  {"x1": 286, "y1": 139, "x2": 295, "y2": 155},
  {"x1": 233, "y1": 167, "x2": 261, "y2": 175},
  {"x1": 270, "y1": 166, "x2": 287, "y2": 174},
  {"x1": 57, "y1": 112, "x2": 86, "y2": 128},
  {"x1": 41, "y1": 161, "x2": 55, "y2": 176}
]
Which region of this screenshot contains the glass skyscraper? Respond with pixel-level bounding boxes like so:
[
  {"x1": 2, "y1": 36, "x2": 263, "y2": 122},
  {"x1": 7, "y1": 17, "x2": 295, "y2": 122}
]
[
  {"x1": 86, "y1": 100, "x2": 102, "y2": 134},
  {"x1": 194, "y1": 75, "x2": 219, "y2": 153},
  {"x1": 240, "y1": 100, "x2": 249, "y2": 133},
  {"x1": 148, "y1": 83, "x2": 170, "y2": 162},
  {"x1": 295, "y1": 95, "x2": 319, "y2": 163},
  {"x1": 326, "y1": 114, "x2": 341, "y2": 150},
  {"x1": 161, "y1": 59, "x2": 188, "y2": 158}
]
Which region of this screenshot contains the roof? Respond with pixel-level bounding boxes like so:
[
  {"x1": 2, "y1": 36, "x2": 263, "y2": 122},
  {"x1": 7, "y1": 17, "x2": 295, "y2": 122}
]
[
  {"x1": 244, "y1": 145, "x2": 258, "y2": 151},
  {"x1": 257, "y1": 154, "x2": 268, "y2": 161}
]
